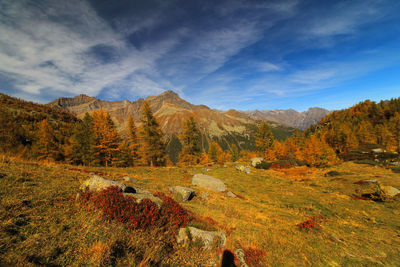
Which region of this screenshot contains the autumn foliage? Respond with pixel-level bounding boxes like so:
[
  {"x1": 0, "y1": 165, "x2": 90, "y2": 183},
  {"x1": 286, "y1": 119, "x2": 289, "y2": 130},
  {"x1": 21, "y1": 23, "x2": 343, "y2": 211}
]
[{"x1": 80, "y1": 187, "x2": 190, "y2": 231}]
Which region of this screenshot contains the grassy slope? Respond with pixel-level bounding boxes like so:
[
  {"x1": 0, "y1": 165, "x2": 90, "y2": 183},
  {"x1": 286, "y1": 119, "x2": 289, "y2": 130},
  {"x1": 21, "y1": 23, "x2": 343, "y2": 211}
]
[{"x1": 1, "y1": 158, "x2": 399, "y2": 266}]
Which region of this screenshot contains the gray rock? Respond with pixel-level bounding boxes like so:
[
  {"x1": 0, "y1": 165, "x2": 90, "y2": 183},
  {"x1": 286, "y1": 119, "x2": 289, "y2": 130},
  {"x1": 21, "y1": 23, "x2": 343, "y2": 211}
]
[
  {"x1": 80, "y1": 175, "x2": 162, "y2": 207},
  {"x1": 124, "y1": 193, "x2": 163, "y2": 208},
  {"x1": 251, "y1": 157, "x2": 264, "y2": 167},
  {"x1": 177, "y1": 227, "x2": 226, "y2": 249},
  {"x1": 80, "y1": 175, "x2": 126, "y2": 192},
  {"x1": 372, "y1": 148, "x2": 384, "y2": 153},
  {"x1": 380, "y1": 186, "x2": 400, "y2": 197},
  {"x1": 234, "y1": 249, "x2": 249, "y2": 267},
  {"x1": 236, "y1": 165, "x2": 251, "y2": 174},
  {"x1": 226, "y1": 191, "x2": 237, "y2": 198},
  {"x1": 123, "y1": 176, "x2": 137, "y2": 182},
  {"x1": 192, "y1": 174, "x2": 226, "y2": 192},
  {"x1": 169, "y1": 186, "x2": 195, "y2": 202}
]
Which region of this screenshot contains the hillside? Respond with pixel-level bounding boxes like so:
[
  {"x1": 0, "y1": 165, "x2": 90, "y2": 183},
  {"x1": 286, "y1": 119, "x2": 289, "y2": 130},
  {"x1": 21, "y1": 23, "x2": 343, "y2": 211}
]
[
  {"x1": 0, "y1": 93, "x2": 79, "y2": 158},
  {"x1": 1, "y1": 158, "x2": 399, "y2": 265},
  {"x1": 246, "y1": 108, "x2": 330, "y2": 130}
]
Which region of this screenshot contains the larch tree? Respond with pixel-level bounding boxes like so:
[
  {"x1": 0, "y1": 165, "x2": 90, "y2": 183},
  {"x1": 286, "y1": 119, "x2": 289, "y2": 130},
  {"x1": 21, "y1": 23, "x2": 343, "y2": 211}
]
[
  {"x1": 255, "y1": 121, "x2": 274, "y2": 158},
  {"x1": 92, "y1": 109, "x2": 120, "y2": 167},
  {"x1": 127, "y1": 115, "x2": 139, "y2": 165},
  {"x1": 179, "y1": 116, "x2": 202, "y2": 165},
  {"x1": 34, "y1": 119, "x2": 59, "y2": 161},
  {"x1": 70, "y1": 113, "x2": 95, "y2": 165},
  {"x1": 389, "y1": 112, "x2": 400, "y2": 153},
  {"x1": 138, "y1": 101, "x2": 166, "y2": 166}
]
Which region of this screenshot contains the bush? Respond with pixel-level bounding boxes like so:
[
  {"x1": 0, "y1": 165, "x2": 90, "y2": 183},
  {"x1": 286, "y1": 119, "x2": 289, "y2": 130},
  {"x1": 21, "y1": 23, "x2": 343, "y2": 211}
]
[
  {"x1": 255, "y1": 161, "x2": 272, "y2": 170},
  {"x1": 80, "y1": 187, "x2": 190, "y2": 231},
  {"x1": 270, "y1": 160, "x2": 294, "y2": 169}
]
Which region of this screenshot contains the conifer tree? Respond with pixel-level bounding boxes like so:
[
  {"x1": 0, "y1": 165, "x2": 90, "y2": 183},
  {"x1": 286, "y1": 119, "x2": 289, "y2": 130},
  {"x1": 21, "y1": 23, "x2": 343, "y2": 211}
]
[
  {"x1": 92, "y1": 109, "x2": 120, "y2": 167},
  {"x1": 34, "y1": 119, "x2": 59, "y2": 161},
  {"x1": 138, "y1": 101, "x2": 166, "y2": 166},
  {"x1": 178, "y1": 117, "x2": 201, "y2": 165},
  {"x1": 70, "y1": 113, "x2": 95, "y2": 165},
  {"x1": 208, "y1": 141, "x2": 219, "y2": 163},
  {"x1": 127, "y1": 115, "x2": 139, "y2": 165},
  {"x1": 230, "y1": 144, "x2": 240, "y2": 162},
  {"x1": 390, "y1": 112, "x2": 400, "y2": 153},
  {"x1": 255, "y1": 121, "x2": 274, "y2": 157}
]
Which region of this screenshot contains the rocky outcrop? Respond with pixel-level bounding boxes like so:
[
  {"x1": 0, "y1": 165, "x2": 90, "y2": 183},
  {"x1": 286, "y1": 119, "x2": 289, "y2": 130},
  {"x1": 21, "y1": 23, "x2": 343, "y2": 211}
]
[
  {"x1": 79, "y1": 175, "x2": 162, "y2": 207},
  {"x1": 236, "y1": 165, "x2": 251, "y2": 174},
  {"x1": 251, "y1": 157, "x2": 264, "y2": 167},
  {"x1": 169, "y1": 186, "x2": 195, "y2": 202},
  {"x1": 177, "y1": 227, "x2": 226, "y2": 249},
  {"x1": 192, "y1": 174, "x2": 226, "y2": 192},
  {"x1": 380, "y1": 186, "x2": 400, "y2": 197},
  {"x1": 80, "y1": 175, "x2": 127, "y2": 192}
]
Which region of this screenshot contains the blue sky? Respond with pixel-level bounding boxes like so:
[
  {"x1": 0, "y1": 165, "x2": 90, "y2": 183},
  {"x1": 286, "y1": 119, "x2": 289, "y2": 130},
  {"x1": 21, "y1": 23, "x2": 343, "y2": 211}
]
[{"x1": 0, "y1": 0, "x2": 399, "y2": 111}]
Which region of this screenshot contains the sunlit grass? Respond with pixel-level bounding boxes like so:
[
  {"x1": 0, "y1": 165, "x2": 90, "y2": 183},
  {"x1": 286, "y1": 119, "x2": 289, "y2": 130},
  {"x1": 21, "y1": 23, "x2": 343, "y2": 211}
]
[{"x1": 1, "y1": 156, "x2": 399, "y2": 266}]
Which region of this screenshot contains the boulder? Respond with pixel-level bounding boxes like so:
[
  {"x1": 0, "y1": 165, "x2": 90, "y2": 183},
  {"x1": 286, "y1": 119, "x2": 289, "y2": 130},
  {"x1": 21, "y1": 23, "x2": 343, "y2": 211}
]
[
  {"x1": 380, "y1": 186, "x2": 400, "y2": 197},
  {"x1": 177, "y1": 227, "x2": 226, "y2": 249},
  {"x1": 169, "y1": 186, "x2": 195, "y2": 202},
  {"x1": 372, "y1": 148, "x2": 384, "y2": 153},
  {"x1": 80, "y1": 175, "x2": 127, "y2": 192},
  {"x1": 251, "y1": 157, "x2": 264, "y2": 167},
  {"x1": 80, "y1": 175, "x2": 162, "y2": 207},
  {"x1": 236, "y1": 165, "x2": 251, "y2": 174},
  {"x1": 123, "y1": 176, "x2": 138, "y2": 183},
  {"x1": 192, "y1": 174, "x2": 226, "y2": 192},
  {"x1": 124, "y1": 192, "x2": 163, "y2": 208}
]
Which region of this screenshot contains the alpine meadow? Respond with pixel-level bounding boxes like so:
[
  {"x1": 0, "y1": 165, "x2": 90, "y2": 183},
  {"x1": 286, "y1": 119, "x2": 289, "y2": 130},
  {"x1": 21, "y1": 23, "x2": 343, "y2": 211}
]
[{"x1": 1, "y1": 0, "x2": 400, "y2": 266}]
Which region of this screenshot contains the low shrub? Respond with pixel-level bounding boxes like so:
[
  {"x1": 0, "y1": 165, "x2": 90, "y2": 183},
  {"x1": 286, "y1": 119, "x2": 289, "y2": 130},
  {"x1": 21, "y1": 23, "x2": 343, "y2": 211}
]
[
  {"x1": 255, "y1": 161, "x2": 272, "y2": 169},
  {"x1": 271, "y1": 160, "x2": 293, "y2": 169},
  {"x1": 244, "y1": 247, "x2": 266, "y2": 267},
  {"x1": 80, "y1": 187, "x2": 190, "y2": 231},
  {"x1": 296, "y1": 220, "x2": 320, "y2": 231}
]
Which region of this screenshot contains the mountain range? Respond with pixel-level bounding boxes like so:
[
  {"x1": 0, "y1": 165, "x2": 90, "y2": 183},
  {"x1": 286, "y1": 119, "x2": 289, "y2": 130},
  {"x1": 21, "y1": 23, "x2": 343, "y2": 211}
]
[{"x1": 48, "y1": 90, "x2": 329, "y2": 158}]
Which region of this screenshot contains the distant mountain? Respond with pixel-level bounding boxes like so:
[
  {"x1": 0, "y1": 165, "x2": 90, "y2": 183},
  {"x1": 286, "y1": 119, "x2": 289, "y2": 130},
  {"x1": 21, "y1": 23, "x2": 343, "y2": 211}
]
[
  {"x1": 48, "y1": 90, "x2": 295, "y2": 154},
  {"x1": 246, "y1": 107, "x2": 330, "y2": 130}
]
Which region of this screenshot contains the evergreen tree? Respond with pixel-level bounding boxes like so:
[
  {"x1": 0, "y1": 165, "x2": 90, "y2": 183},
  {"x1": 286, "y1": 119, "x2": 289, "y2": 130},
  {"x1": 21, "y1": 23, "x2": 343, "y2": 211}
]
[
  {"x1": 390, "y1": 112, "x2": 400, "y2": 153},
  {"x1": 92, "y1": 109, "x2": 120, "y2": 167},
  {"x1": 34, "y1": 119, "x2": 59, "y2": 161},
  {"x1": 230, "y1": 144, "x2": 240, "y2": 162},
  {"x1": 138, "y1": 101, "x2": 166, "y2": 166},
  {"x1": 255, "y1": 121, "x2": 274, "y2": 157},
  {"x1": 127, "y1": 115, "x2": 139, "y2": 166},
  {"x1": 70, "y1": 113, "x2": 95, "y2": 165},
  {"x1": 178, "y1": 117, "x2": 201, "y2": 165}
]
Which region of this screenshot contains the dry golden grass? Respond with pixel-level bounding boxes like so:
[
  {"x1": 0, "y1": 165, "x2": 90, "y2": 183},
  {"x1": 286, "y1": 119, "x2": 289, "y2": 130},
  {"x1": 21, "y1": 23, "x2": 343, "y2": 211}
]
[{"x1": 1, "y1": 157, "x2": 399, "y2": 266}]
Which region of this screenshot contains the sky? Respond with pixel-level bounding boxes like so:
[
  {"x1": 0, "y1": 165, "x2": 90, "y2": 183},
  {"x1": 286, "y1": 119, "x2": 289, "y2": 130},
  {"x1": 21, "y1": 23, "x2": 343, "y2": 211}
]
[{"x1": 0, "y1": 0, "x2": 400, "y2": 112}]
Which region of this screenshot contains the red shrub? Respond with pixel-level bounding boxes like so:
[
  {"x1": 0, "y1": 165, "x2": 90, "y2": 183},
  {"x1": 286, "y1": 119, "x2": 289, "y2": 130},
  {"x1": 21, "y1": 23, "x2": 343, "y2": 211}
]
[
  {"x1": 244, "y1": 247, "x2": 266, "y2": 266},
  {"x1": 296, "y1": 219, "x2": 319, "y2": 230},
  {"x1": 79, "y1": 187, "x2": 190, "y2": 231},
  {"x1": 154, "y1": 192, "x2": 190, "y2": 229},
  {"x1": 271, "y1": 162, "x2": 292, "y2": 169}
]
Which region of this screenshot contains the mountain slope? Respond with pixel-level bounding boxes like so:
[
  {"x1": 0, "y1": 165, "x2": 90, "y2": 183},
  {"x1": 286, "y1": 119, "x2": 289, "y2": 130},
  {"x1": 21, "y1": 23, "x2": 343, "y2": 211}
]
[{"x1": 246, "y1": 107, "x2": 330, "y2": 130}]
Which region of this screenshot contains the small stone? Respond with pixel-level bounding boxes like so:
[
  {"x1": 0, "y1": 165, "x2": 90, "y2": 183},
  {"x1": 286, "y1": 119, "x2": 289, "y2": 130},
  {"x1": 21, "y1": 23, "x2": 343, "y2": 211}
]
[
  {"x1": 169, "y1": 186, "x2": 195, "y2": 202},
  {"x1": 226, "y1": 191, "x2": 237, "y2": 198},
  {"x1": 177, "y1": 227, "x2": 226, "y2": 249}
]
